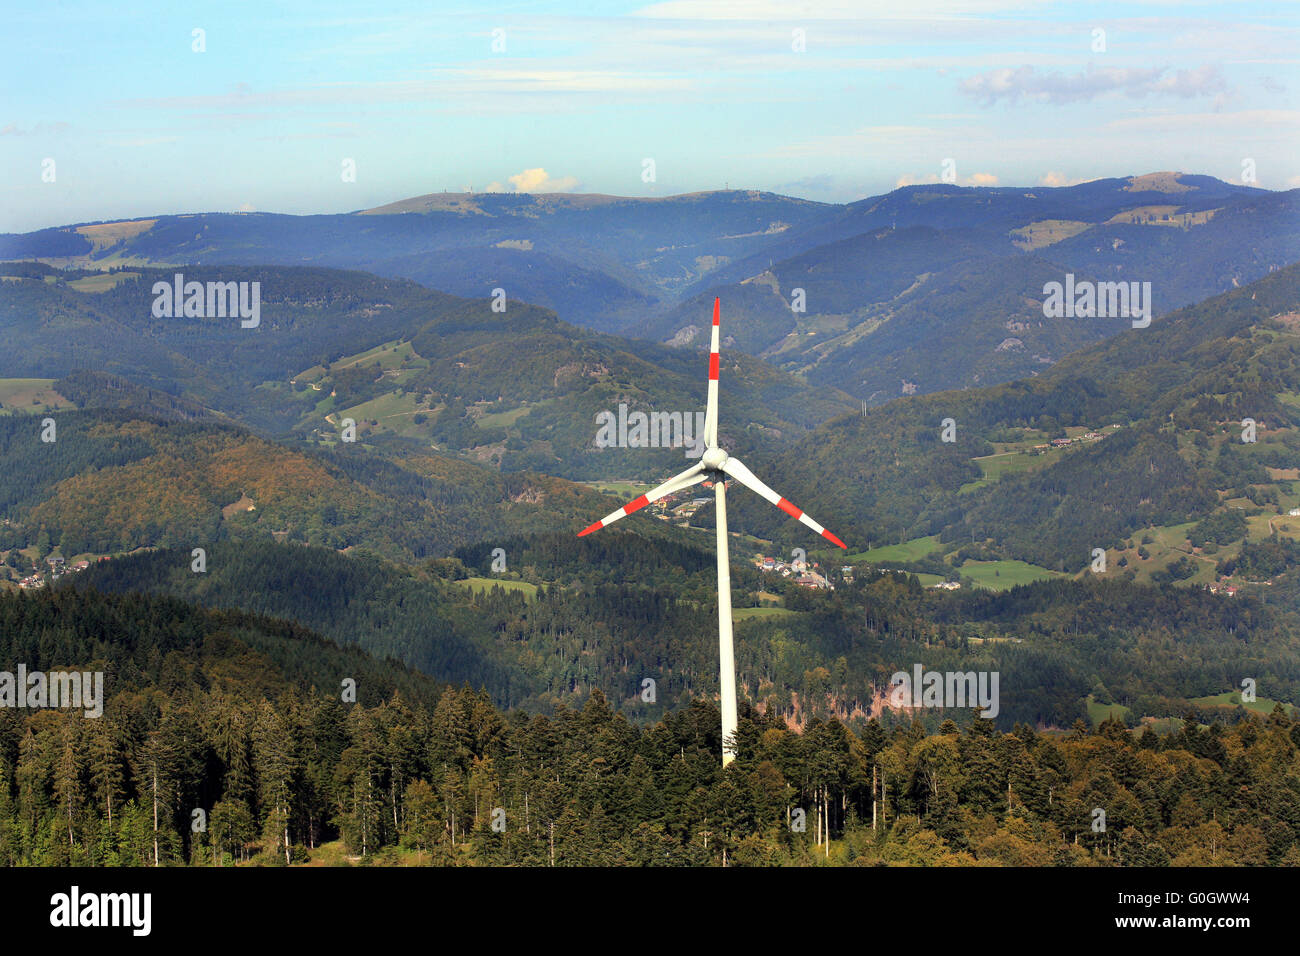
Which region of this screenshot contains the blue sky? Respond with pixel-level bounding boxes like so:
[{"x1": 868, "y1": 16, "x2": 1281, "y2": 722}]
[{"x1": 2, "y1": 0, "x2": 1297, "y2": 232}]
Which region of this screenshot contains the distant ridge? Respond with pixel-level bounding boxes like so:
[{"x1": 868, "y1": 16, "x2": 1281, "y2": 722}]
[{"x1": 356, "y1": 188, "x2": 828, "y2": 216}]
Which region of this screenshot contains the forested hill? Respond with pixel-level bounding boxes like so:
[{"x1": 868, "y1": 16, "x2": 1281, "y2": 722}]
[
  {"x1": 62, "y1": 537, "x2": 1300, "y2": 731},
  {"x1": 2, "y1": 584, "x2": 1297, "y2": 867},
  {"x1": 0, "y1": 261, "x2": 854, "y2": 476},
  {"x1": 0, "y1": 585, "x2": 443, "y2": 707},
  {"x1": 0, "y1": 407, "x2": 642, "y2": 561},
  {"x1": 724, "y1": 262, "x2": 1300, "y2": 572}
]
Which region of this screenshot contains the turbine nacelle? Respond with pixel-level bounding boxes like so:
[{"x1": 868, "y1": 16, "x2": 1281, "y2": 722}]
[{"x1": 700, "y1": 446, "x2": 728, "y2": 471}]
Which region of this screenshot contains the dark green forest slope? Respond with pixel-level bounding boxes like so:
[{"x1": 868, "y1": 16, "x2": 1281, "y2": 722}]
[
  {"x1": 61, "y1": 538, "x2": 1300, "y2": 732},
  {"x1": 725, "y1": 262, "x2": 1300, "y2": 567},
  {"x1": 3, "y1": 585, "x2": 1297, "y2": 867}
]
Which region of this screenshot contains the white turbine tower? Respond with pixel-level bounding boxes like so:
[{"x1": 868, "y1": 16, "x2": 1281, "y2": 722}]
[{"x1": 579, "y1": 297, "x2": 847, "y2": 766}]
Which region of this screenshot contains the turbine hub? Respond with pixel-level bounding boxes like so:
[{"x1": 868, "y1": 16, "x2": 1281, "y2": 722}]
[{"x1": 701, "y1": 446, "x2": 728, "y2": 471}]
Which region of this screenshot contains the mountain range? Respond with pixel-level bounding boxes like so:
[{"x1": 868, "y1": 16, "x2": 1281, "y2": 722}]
[
  {"x1": 3, "y1": 172, "x2": 1300, "y2": 735},
  {"x1": 5, "y1": 172, "x2": 1296, "y2": 406}
]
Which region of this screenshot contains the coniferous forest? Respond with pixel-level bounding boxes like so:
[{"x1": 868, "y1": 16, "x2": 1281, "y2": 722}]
[{"x1": 2, "y1": 586, "x2": 1298, "y2": 868}]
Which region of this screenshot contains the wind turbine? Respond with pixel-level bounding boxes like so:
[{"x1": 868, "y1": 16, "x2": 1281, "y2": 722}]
[{"x1": 578, "y1": 297, "x2": 847, "y2": 765}]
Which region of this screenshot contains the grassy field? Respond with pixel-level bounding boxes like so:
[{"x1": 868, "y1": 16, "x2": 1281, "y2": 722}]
[
  {"x1": 73, "y1": 219, "x2": 157, "y2": 249},
  {"x1": 66, "y1": 271, "x2": 140, "y2": 292},
  {"x1": 959, "y1": 559, "x2": 1062, "y2": 591},
  {"x1": 1086, "y1": 692, "x2": 1294, "y2": 731},
  {"x1": 733, "y1": 606, "x2": 802, "y2": 621},
  {"x1": 337, "y1": 391, "x2": 422, "y2": 429},
  {"x1": 294, "y1": 340, "x2": 427, "y2": 384},
  {"x1": 847, "y1": 535, "x2": 940, "y2": 564},
  {"x1": 0, "y1": 378, "x2": 69, "y2": 414},
  {"x1": 1009, "y1": 219, "x2": 1092, "y2": 250},
  {"x1": 476, "y1": 404, "x2": 536, "y2": 429},
  {"x1": 1189, "y1": 691, "x2": 1295, "y2": 717},
  {"x1": 1106, "y1": 520, "x2": 1224, "y2": 585},
  {"x1": 333, "y1": 340, "x2": 421, "y2": 372},
  {"x1": 975, "y1": 452, "x2": 1042, "y2": 480},
  {"x1": 1086, "y1": 696, "x2": 1132, "y2": 726},
  {"x1": 453, "y1": 577, "x2": 539, "y2": 599},
  {"x1": 959, "y1": 450, "x2": 1055, "y2": 494}
]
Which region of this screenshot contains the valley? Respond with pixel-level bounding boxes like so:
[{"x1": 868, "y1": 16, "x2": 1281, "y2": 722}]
[{"x1": 2, "y1": 174, "x2": 1299, "y2": 872}]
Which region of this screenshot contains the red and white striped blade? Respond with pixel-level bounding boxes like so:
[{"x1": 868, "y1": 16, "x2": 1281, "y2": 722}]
[
  {"x1": 578, "y1": 463, "x2": 706, "y2": 537},
  {"x1": 721, "y1": 457, "x2": 847, "y2": 549},
  {"x1": 703, "y1": 297, "x2": 720, "y2": 448}
]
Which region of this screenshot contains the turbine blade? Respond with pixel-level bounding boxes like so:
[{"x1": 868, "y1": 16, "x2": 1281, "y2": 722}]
[
  {"x1": 578, "y1": 462, "x2": 705, "y2": 537},
  {"x1": 703, "y1": 297, "x2": 720, "y2": 448},
  {"x1": 721, "y1": 457, "x2": 847, "y2": 549}
]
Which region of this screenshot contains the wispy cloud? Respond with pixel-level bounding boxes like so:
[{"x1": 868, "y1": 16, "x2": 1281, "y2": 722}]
[
  {"x1": 633, "y1": 0, "x2": 1059, "y2": 19},
  {"x1": 0, "y1": 122, "x2": 70, "y2": 136},
  {"x1": 961, "y1": 63, "x2": 1228, "y2": 105},
  {"x1": 1104, "y1": 108, "x2": 1300, "y2": 131},
  {"x1": 115, "y1": 68, "x2": 694, "y2": 113},
  {"x1": 779, "y1": 173, "x2": 836, "y2": 194}
]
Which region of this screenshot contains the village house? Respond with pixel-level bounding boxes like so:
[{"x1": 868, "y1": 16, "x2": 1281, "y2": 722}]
[{"x1": 794, "y1": 571, "x2": 832, "y2": 590}]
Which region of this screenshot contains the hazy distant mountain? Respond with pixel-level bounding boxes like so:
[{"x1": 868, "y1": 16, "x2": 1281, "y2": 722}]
[
  {"x1": 3, "y1": 173, "x2": 1293, "y2": 406},
  {"x1": 0, "y1": 189, "x2": 834, "y2": 333},
  {"x1": 0, "y1": 262, "x2": 855, "y2": 478},
  {"x1": 657, "y1": 174, "x2": 1300, "y2": 404}
]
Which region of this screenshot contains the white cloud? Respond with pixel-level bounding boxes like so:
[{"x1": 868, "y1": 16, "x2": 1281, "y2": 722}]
[
  {"x1": 894, "y1": 171, "x2": 999, "y2": 187},
  {"x1": 1037, "y1": 171, "x2": 1099, "y2": 187},
  {"x1": 485, "y1": 168, "x2": 580, "y2": 193},
  {"x1": 961, "y1": 63, "x2": 1227, "y2": 105}
]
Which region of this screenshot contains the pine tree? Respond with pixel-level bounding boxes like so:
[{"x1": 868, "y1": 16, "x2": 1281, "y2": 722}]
[
  {"x1": 252, "y1": 700, "x2": 299, "y2": 864},
  {"x1": 87, "y1": 718, "x2": 124, "y2": 829},
  {"x1": 51, "y1": 717, "x2": 84, "y2": 853}
]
